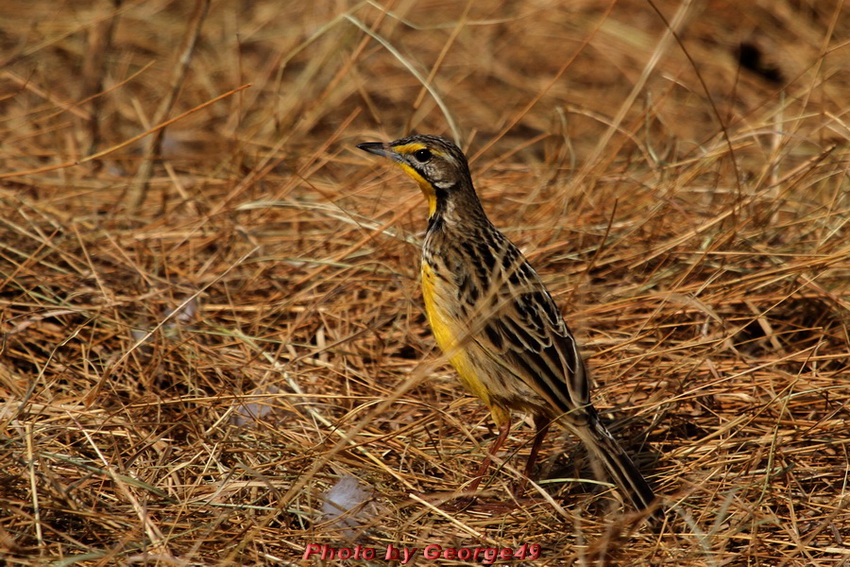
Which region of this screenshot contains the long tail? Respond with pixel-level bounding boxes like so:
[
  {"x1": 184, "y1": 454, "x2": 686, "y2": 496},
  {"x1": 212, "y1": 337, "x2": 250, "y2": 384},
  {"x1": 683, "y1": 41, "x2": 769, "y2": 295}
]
[{"x1": 573, "y1": 414, "x2": 658, "y2": 514}]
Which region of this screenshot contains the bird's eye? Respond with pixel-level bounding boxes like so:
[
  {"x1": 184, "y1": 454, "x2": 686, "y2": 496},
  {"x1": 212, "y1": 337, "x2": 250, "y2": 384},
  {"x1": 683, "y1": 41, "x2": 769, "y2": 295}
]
[{"x1": 413, "y1": 148, "x2": 432, "y2": 163}]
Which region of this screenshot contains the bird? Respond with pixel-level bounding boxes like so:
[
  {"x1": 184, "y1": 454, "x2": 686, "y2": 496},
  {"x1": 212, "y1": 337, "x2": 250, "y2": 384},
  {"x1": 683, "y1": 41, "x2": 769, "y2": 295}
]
[{"x1": 357, "y1": 134, "x2": 657, "y2": 514}]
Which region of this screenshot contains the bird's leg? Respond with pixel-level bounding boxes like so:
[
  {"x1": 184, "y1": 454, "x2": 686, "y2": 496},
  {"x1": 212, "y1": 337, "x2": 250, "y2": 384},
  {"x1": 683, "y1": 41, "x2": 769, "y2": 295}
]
[
  {"x1": 436, "y1": 420, "x2": 513, "y2": 512},
  {"x1": 513, "y1": 415, "x2": 551, "y2": 497},
  {"x1": 464, "y1": 421, "x2": 511, "y2": 495}
]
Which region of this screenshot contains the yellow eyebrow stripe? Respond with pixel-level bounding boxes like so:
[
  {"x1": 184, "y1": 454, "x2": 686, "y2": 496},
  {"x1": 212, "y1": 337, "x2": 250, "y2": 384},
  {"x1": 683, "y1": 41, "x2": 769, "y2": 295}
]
[
  {"x1": 392, "y1": 143, "x2": 445, "y2": 159},
  {"x1": 393, "y1": 143, "x2": 426, "y2": 153}
]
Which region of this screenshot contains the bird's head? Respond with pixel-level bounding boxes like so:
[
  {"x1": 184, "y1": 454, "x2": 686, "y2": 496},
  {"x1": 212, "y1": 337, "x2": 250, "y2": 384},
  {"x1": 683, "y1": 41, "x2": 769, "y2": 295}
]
[{"x1": 357, "y1": 134, "x2": 475, "y2": 219}]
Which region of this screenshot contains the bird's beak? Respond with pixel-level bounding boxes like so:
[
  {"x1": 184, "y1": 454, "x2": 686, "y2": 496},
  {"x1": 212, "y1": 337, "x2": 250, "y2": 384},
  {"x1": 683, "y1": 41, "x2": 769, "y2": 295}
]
[{"x1": 357, "y1": 142, "x2": 394, "y2": 160}]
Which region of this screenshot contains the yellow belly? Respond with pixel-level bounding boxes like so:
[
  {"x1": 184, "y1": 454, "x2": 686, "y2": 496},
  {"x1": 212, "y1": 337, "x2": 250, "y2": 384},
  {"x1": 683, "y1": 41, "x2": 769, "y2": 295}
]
[{"x1": 421, "y1": 260, "x2": 503, "y2": 418}]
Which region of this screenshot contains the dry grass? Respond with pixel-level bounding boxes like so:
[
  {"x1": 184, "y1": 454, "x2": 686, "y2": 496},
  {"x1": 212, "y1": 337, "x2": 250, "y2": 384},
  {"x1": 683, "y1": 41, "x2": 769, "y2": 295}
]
[{"x1": 2, "y1": 0, "x2": 849, "y2": 565}]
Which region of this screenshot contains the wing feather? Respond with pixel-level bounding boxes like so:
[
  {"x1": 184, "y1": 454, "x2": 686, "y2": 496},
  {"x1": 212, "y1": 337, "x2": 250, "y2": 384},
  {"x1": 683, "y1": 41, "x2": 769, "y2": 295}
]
[{"x1": 468, "y1": 241, "x2": 590, "y2": 420}]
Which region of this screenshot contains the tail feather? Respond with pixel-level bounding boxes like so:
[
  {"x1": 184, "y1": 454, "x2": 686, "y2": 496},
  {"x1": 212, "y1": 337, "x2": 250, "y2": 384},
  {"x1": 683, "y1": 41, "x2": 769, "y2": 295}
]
[{"x1": 574, "y1": 417, "x2": 657, "y2": 513}]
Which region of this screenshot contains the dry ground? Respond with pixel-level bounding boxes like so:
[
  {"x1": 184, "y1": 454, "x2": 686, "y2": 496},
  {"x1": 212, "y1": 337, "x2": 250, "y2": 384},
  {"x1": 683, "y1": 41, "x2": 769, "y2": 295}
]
[{"x1": 1, "y1": 0, "x2": 849, "y2": 565}]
